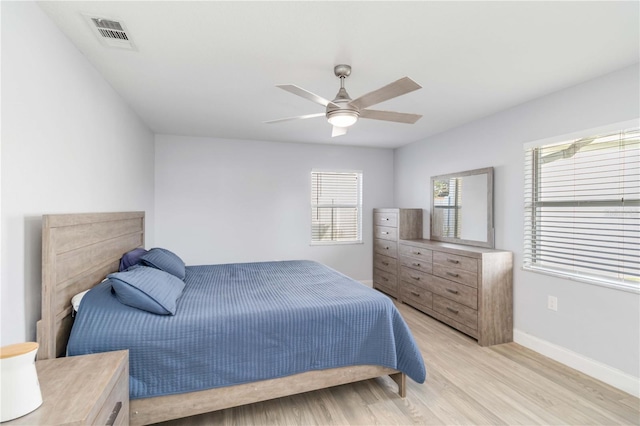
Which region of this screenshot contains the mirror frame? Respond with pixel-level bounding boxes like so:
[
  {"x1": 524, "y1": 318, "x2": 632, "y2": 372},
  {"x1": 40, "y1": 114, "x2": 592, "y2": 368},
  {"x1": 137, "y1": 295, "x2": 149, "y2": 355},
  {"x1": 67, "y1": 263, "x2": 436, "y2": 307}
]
[{"x1": 430, "y1": 167, "x2": 494, "y2": 248}]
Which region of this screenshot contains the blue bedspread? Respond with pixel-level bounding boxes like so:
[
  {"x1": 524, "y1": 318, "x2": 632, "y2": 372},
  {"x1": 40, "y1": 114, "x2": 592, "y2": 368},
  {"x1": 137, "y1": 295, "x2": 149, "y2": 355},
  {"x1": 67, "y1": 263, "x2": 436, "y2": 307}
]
[{"x1": 67, "y1": 260, "x2": 426, "y2": 399}]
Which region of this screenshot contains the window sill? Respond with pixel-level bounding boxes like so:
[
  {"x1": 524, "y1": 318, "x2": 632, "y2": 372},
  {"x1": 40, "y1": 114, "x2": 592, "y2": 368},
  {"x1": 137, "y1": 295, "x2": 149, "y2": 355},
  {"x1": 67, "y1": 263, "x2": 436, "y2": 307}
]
[
  {"x1": 522, "y1": 265, "x2": 639, "y2": 294},
  {"x1": 310, "y1": 241, "x2": 364, "y2": 246}
]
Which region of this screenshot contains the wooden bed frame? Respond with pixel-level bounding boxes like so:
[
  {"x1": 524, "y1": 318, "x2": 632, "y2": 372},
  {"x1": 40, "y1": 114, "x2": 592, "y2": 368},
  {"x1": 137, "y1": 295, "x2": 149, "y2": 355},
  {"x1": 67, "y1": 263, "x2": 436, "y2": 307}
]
[{"x1": 36, "y1": 211, "x2": 406, "y2": 425}]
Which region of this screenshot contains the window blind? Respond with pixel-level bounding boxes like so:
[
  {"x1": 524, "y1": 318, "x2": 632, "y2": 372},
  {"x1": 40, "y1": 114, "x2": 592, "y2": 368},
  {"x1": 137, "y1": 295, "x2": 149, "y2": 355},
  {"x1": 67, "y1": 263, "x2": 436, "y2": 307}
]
[
  {"x1": 524, "y1": 127, "x2": 640, "y2": 291},
  {"x1": 311, "y1": 171, "x2": 362, "y2": 243}
]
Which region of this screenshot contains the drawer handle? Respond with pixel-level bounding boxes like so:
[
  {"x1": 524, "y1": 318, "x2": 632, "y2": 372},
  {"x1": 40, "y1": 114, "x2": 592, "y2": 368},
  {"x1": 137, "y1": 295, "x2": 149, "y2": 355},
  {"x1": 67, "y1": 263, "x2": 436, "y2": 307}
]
[
  {"x1": 382, "y1": 277, "x2": 389, "y2": 282},
  {"x1": 411, "y1": 262, "x2": 421, "y2": 267},
  {"x1": 383, "y1": 217, "x2": 389, "y2": 221},
  {"x1": 384, "y1": 246, "x2": 389, "y2": 250},
  {"x1": 446, "y1": 272, "x2": 459, "y2": 278},
  {"x1": 411, "y1": 275, "x2": 420, "y2": 281},
  {"x1": 382, "y1": 261, "x2": 389, "y2": 266},
  {"x1": 381, "y1": 231, "x2": 389, "y2": 234},
  {"x1": 446, "y1": 307, "x2": 459, "y2": 315},
  {"x1": 447, "y1": 259, "x2": 460, "y2": 264},
  {"x1": 106, "y1": 401, "x2": 122, "y2": 426},
  {"x1": 446, "y1": 288, "x2": 459, "y2": 295},
  {"x1": 413, "y1": 251, "x2": 421, "y2": 255},
  {"x1": 410, "y1": 291, "x2": 420, "y2": 297}
]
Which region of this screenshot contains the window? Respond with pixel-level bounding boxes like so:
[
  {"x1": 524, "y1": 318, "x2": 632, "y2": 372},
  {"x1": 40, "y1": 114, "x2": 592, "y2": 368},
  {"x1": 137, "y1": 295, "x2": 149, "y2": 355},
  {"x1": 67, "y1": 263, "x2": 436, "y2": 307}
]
[
  {"x1": 524, "y1": 126, "x2": 639, "y2": 292},
  {"x1": 311, "y1": 170, "x2": 362, "y2": 244},
  {"x1": 433, "y1": 177, "x2": 462, "y2": 238}
]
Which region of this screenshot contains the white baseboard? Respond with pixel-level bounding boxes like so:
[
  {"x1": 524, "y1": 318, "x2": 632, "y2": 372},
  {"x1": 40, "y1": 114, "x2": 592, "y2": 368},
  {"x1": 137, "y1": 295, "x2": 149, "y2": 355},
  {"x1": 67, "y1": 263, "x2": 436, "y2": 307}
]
[
  {"x1": 514, "y1": 329, "x2": 640, "y2": 398},
  {"x1": 359, "y1": 280, "x2": 373, "y2": 288}
]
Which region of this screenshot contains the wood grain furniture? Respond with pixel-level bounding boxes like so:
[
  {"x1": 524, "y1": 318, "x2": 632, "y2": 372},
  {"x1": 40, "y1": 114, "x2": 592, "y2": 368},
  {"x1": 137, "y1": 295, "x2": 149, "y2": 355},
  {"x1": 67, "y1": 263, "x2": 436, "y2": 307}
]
[
  {"x1": 5, "y1": 350, "x2": 129, "y2": 425},
  {"x1": 373, "y1": 208, "x2": 422, "y2": 299},
  {"x1": 37, "y1": 212, "x2": 146, "y2": 360},
  {"x1": 36, "y1": 212, "x2": 407, "y2": 425},
  {"x1": 399, "y1": 239, "x2": 513, "y2": 346}
]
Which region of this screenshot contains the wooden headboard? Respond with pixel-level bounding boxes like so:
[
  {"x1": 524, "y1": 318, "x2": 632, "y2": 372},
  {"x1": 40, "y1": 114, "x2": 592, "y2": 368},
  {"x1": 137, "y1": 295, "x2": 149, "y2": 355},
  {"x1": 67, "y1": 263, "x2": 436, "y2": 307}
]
[{"x1": 36, "y1": 212, "x2": 145, "y2": 360}]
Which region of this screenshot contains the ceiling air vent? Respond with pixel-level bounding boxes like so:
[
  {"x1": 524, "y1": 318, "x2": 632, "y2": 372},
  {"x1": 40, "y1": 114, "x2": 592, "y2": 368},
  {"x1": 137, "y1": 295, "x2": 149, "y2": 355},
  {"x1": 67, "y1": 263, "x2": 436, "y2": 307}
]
[{"x1": 83, "y1": 13, "x2": 136, "y2": 50}]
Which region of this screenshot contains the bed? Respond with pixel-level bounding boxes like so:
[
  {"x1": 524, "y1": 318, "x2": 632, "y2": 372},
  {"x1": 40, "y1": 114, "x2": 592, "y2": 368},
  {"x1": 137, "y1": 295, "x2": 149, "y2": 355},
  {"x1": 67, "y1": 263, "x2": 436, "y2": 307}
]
[{"x1": 36, "y1": 212, "x2": 426, "y2": 425}]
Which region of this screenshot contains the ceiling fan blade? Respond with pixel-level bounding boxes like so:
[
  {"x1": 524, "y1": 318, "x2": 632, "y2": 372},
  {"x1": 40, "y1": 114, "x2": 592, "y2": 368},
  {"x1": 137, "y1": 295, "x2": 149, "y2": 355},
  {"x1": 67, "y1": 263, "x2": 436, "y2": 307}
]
[
  {"x1": 360, "y1": 109, "x2": 422, "y2": 124},
  {"x1": 277, "y1": 84, "x2": 339, "y2": 108},
  {"x1": 332, "y1": 126, "x2": 348, "y2": 137},
  {"x1": 264, "y1": 113, "x2": 325, "y2": 124},
  {"x1": 349, "y1": 77, "x2": 421, "y2": 110}
]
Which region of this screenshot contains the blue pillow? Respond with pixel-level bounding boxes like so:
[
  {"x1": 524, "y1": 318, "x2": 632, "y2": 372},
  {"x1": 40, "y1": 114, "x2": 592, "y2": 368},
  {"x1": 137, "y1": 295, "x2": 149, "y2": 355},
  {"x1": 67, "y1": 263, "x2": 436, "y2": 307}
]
[
  {"x1": 119, "y1": 247, "x2": 148, "y2": 271},
  {"x1": 108, "y1": 265, "x2": 185, "y2": 315},
  {"x1": 140, "y1": 248, "x2": 186, "y2": 280}
]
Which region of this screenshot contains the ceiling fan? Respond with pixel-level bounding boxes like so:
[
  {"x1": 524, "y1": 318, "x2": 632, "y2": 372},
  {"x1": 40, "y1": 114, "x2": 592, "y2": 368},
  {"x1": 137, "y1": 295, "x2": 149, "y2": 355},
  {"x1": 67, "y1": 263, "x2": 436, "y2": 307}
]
[{"x1": 266, "y1": 64, "x2": 422, "y2": 137}]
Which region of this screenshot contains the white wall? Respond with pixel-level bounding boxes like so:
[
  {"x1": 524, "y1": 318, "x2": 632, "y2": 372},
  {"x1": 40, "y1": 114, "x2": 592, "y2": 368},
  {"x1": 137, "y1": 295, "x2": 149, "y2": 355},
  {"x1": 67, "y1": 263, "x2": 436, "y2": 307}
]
[
  {"x1": 155, "y1": 135, "x2": 394, "y2": 281},
  {"x1": 395, "y1": 64, "x2": 640, "y2": 384},
  {"x1": 0, "y1": 2, "x2": 155, "y2": 345}
]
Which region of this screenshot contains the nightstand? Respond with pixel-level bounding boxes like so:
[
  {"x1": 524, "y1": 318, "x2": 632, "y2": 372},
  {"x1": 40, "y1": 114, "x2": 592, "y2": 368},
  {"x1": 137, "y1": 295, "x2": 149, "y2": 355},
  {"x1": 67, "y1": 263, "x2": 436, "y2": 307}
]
[{"x1": 5, "y1": 350, "x2": 129, "y2": 425}]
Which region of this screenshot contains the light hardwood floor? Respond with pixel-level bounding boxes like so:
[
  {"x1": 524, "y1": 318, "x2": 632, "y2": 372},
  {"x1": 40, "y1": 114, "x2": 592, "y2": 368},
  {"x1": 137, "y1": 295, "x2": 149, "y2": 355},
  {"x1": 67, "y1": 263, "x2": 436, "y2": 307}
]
[{"x1": 155, "y1": 302, "x2": 639, "y2": 425}]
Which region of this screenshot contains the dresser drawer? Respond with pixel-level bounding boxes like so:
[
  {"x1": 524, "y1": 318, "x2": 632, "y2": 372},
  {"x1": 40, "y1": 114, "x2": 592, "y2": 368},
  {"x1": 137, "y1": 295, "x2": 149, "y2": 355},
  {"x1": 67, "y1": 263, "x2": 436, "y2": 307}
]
[
  {"x1": 374, "y1": 280, "x2": 397, "y2": 298},
  {"x1": 433, "y1": 295, "x2": 478, "y2": 330},
  {"x1": 402, "y1": 281, "x2": 433, "y2": 310},
  {"x1": 433, "y1": 263, "x2": 478, "y2": 288},
  {"x1": 374, "y1": 239, "x2": 398, "y2": 258},
  {"x1": 399, "y1": 255, "x2": 432, "y2": 274},
  {"x1": 95, "y1": 366, "x2": 129, "y2": 426},
  {"x1": 373, "y1": 273, "x2": 397, "y2": 298},
  {"x1": 374, "y1": 267, "x2": 397, "y2": 288},
  {"x1": 374, "y1": 212, "x2": 398, "y2": 227},
  {"x1": 375, "y1": 225, "x2": 398, "y2": 241},
  {"x1": 430, "y1": 275, "x2": 478, "y2": 309},
  {"x1": 374, "y1": 253, "x2": 397, "y2": 274},
  {"x1": 400, "y1": 266, "x2": 430, "y2": 290},
  {"x1": 399, "y1": 244, "x2": 432, "y2": 262},
  {"x1": 433, "y1": 251, "x2": 478, "y2": 273}
]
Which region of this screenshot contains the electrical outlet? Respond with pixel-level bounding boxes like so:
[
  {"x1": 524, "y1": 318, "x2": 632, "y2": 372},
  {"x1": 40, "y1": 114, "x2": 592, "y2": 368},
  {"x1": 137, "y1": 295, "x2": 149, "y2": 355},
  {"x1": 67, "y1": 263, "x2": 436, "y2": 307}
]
[{"x1": 548, "y1": 295, "x2": 558, "y2": 311}]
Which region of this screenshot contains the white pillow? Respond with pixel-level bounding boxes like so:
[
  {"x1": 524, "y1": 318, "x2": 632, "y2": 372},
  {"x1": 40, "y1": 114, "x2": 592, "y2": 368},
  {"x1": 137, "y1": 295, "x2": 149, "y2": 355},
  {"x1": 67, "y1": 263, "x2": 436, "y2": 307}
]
[{"x1": 71, "y1": 289, "x2": 90, "y2": 312}]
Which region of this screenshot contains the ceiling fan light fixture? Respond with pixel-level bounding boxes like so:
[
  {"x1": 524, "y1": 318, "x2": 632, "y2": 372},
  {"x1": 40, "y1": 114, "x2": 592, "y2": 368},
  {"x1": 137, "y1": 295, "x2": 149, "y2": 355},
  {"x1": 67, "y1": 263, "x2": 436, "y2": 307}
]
[{"x1": 327, "y1": 111, "x2": 358, "y2": 128}]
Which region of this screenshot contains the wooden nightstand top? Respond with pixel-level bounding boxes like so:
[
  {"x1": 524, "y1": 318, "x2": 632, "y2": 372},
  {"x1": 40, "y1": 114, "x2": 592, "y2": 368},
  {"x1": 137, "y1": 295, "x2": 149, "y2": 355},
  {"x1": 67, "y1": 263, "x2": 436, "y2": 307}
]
[{"x1": 5, "y1": 350, "x2": 129, "y2": 425}]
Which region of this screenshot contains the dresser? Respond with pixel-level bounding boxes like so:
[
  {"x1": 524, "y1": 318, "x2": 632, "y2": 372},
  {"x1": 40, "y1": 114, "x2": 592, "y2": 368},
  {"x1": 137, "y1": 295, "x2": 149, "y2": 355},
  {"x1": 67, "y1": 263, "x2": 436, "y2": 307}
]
[
  {"x1": 399, "y1": 239, "x2": 513, "y2": 346},
  {"x1": 372, "y1": 208, "x2": 422, "y2": 299}
]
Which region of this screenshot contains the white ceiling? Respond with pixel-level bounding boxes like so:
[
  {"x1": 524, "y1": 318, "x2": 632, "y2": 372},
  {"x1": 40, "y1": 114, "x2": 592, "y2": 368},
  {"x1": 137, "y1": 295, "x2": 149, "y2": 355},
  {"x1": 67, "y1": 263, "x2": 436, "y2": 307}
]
[{"x1": 38, "y1": 1, "x2": 639, "y2": 149}]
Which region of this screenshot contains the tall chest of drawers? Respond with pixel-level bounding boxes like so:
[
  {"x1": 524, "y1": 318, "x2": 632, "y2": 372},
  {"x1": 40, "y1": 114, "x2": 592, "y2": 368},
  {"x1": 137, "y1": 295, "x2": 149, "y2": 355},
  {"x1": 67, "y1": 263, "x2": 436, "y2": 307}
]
[
  {"x1": 372, "y1": 208, "x2": 422, "y2": 299},
  {"x1": 399, "y1": 239, "x2": 513, "y2": 346}
]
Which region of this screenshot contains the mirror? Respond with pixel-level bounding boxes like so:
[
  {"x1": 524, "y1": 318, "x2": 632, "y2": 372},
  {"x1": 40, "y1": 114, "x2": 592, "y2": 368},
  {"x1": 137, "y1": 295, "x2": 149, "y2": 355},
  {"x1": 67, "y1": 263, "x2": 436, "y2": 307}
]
[{"x1": 431, "y1": 167, "x2": 494, "y2": 248}]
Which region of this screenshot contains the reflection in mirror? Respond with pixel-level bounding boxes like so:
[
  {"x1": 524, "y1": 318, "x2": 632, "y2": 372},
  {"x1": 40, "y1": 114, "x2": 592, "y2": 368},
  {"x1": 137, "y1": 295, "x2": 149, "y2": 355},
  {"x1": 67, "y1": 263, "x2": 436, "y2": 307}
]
[{"x1": 431, "y1": 167, "x2": 494, "y2": 248}]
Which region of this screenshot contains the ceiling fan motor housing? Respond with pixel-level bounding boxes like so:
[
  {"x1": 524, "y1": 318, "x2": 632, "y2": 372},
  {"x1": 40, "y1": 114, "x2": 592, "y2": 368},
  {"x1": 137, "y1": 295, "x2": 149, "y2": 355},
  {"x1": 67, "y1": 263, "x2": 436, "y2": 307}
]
[{"x1": 326, "y1": 101, "x2": 359, "y2": 117}]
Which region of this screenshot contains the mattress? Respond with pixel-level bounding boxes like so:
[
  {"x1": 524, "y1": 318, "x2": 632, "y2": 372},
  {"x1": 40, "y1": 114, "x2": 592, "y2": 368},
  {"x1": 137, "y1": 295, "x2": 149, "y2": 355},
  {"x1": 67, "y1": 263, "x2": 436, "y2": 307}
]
[{"x1": 67, "y1": 260, "x2": 426, "y2": 399}]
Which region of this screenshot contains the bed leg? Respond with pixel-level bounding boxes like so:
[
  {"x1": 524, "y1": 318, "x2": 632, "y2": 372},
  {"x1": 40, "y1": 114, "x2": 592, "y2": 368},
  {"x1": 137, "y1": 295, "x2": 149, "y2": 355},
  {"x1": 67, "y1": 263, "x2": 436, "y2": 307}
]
[{"x1": 390, "y1": 372, "x2": 406, "y2": 398}]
